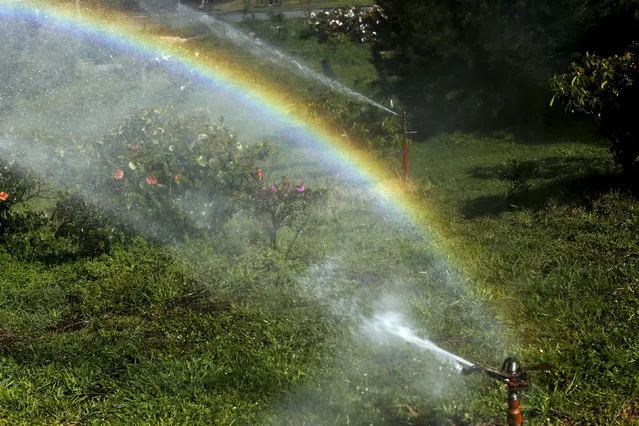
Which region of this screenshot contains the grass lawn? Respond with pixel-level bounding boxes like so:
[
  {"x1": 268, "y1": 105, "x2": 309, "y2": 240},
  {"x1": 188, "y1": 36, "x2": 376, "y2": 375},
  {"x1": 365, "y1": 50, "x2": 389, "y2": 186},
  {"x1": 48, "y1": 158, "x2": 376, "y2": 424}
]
[
  {"x1": 410, "y1": 133, "x2": 639, "y2": 424},
  {"x1": 2, "y1": 6, "x2": 639, "y2": 425}
]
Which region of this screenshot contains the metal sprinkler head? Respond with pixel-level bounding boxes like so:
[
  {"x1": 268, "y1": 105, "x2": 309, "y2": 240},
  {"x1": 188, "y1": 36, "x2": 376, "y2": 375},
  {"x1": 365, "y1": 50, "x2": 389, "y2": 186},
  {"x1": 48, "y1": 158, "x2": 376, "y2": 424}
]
[{"x1": 461, "y1": 356, "x2": 551, "y2": 426}]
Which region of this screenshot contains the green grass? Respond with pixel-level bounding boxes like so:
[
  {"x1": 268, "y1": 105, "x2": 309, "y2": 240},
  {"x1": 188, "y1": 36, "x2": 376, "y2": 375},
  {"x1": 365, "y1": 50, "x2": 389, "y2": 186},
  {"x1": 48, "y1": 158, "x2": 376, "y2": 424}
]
[
  {"x1": 0, "y1": 197, "x2": 511, "y2": 424},
  {"x1": 410, "y1": 133, "x2": 639, "y2": 424},
  {"x1": 4, "y1": 6, "x2": 639, "y2": 425},
  {"x1": 0, "y1": 239, "x2": 337, "y2": 423}
]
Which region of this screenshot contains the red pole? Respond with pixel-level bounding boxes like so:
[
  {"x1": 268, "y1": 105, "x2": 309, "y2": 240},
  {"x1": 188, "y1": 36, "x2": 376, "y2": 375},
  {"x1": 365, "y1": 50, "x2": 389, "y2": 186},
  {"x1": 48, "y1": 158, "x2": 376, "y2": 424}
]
[{"x1": 507, "y1": 393, "x2": 523, "y2": 426}]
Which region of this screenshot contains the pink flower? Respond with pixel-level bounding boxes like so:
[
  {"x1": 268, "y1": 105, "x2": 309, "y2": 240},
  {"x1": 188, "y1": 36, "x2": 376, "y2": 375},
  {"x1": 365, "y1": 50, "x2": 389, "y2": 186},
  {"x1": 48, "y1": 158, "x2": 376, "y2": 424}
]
[
  {"x1": 295, "y1": 185, "x2": 305, "y2": 193},
  {"x1": 0, "y1": 192, "x2": 7, "y2": 201},
  {"x1": 113, "y1": 168, "x2": 124, "y2": 180},
  {"x1": 174, "y1": 173, "x2": 183, "y2": 183},
  {"x1": 257, "y1": 167, "x2": 264, "y2": 181},
  {"x1": 269, "y1": 183, "x2": 278, "y2": 193},
  {"x1": 146, "y1": 176, "x2": 158, "y2": 185},
  {"x1": 127, "y1": 143, "x2": 137, "y2": 150}
]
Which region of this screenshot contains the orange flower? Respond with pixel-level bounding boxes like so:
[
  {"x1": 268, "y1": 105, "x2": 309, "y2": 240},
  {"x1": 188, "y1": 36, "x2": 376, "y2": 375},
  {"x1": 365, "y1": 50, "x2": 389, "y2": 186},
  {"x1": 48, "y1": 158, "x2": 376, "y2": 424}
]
[
  {"x1": 146, "y1": 176, "x2": 158, "y2": 184},
  {"x1": 114, "y1": 168, "x2": 124, "y2": 180},
  {"x1": 0, "y1": 192, "x2": 7, "y2": 201}
]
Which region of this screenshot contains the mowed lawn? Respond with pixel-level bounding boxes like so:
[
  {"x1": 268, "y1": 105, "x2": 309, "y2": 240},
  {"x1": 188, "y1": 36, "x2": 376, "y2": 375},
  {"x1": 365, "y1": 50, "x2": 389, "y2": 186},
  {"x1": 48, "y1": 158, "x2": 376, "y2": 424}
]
[{"x1": 409, "y1": 132, "x2": 639, "y2": 424}]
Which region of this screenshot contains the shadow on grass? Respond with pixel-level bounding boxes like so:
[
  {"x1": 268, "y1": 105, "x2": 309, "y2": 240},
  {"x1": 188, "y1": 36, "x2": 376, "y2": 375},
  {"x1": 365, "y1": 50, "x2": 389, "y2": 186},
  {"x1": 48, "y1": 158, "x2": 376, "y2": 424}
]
[{"x1": 460, "y1": 155, "x2": 639, "y2": 219}]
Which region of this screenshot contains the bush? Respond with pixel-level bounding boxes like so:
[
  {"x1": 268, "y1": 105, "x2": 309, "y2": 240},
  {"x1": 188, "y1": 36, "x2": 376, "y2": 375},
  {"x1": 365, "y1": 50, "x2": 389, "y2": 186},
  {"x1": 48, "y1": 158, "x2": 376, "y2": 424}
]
[
  {"x1": 0, "y1": 158, "x2": 40, "y2": 213},
  {"x1": 52, "y1": 193, "x2": 123, "y2": 257},
  {"x1": 1, "y1": 210, "x2": 79, "y2": 262},
  {"x1": 79, "y1": 107, "x2": 272, "y2": 241},
  {"x1": 550, "y1": 44, "x2": 639, "y2": 171},
  {"x1": 305, "y1": 90, "x2": 404, "y2": 157},
  {"x1": 0, "y1": 157, "x2": 41, "y2": 240},
  {"x1": 1, "y1": 194, "x2": 121, "y2": 263},
  {"x1": 305, "y1": 6, "x2": 387, "y2": 44},
  {"x1": 243, "y1": 169, "x2": 325, "y2": 250}
]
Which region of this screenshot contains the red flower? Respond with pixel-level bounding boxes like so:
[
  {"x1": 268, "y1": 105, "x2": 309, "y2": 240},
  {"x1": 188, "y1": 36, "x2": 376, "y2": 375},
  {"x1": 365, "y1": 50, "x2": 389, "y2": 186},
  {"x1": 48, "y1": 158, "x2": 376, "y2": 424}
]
[
  {"x1": 146, "y1": 176, "x2": 158, "y2": 184},
  {"x1": 0, "y1": 192, "x2": 7, "y2": 201},
  {"x1": 114, "y1": 168, "x2": 124, "y2": 180},
  {"x1": 257, "y1": 167, "x2": 264, "y2": 181}
]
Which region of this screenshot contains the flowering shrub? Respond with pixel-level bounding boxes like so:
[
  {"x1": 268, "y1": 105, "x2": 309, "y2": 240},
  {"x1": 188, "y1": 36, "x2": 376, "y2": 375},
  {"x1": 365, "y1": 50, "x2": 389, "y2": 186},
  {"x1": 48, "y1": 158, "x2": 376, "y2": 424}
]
[
  {"x1": 244, "y1": 170, "x2": 325, "y2": 250},
  {"x1": 0, "y1": 157, "x2": 41, "y2": 240},
  {"x1": 306, "y1": 5, "x2": 387, "y2": 44},
  {"x1": 87, "y1": 107, "x2": 272, "y2": 241}
]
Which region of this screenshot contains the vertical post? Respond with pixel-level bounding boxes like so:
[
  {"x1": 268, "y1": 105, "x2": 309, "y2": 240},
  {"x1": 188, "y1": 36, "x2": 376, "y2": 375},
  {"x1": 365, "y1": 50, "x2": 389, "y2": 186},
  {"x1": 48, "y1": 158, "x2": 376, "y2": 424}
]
[
  {"x1": 402, "y1": 109, "x2": 408, "y2": 181},
  {"x1": 507, "y1": 391, "x2": 523, "y2": 426}
]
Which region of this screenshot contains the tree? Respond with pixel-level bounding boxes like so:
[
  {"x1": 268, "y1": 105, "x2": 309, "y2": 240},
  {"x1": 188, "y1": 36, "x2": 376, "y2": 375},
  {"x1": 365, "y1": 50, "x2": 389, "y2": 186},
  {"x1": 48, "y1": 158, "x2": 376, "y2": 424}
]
[
  {"x1": 370, "y1": 0, "x2": 622, "y2": 136},
  {"x1": 550, "y1": 45, "x2": 639, "y2": 172}
]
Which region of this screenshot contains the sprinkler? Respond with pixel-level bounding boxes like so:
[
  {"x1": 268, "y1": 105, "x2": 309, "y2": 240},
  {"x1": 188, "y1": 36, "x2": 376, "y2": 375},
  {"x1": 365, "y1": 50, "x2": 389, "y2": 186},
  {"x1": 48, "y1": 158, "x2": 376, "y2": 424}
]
[{"x1": 461, "y1": 356, "x2": 551, "y2": 426}]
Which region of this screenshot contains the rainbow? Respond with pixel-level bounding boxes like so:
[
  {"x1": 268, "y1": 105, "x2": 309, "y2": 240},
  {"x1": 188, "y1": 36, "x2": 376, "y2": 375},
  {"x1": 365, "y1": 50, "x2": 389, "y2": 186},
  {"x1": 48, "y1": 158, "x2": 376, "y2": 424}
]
[{"x1": 0, "y1": 1, "x2": 496, "y2": 301}]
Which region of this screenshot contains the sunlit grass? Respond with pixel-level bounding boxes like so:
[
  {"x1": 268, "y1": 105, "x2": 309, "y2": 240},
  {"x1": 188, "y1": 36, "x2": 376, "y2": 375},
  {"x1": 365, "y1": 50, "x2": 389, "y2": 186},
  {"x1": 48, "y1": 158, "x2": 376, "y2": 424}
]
[
  {"x1": 3, "y1": 5, "x2": 639, "y2": 425},
  {"x1": 410, "y1": 132, "x2": 639, "y2": 424}
]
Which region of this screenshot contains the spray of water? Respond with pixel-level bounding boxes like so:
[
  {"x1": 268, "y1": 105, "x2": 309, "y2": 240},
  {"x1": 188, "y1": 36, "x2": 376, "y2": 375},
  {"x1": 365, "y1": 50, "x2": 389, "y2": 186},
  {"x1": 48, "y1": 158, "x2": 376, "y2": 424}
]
[
  {"x1": 299, "y1": 258, "x2": 478, "y2": 373},
  {"x1": 363, "y1": 310, "x2": 476, "y2": 372},
  {"x1": 140, "y1": 3, "x2": 398, "y2": 116}
]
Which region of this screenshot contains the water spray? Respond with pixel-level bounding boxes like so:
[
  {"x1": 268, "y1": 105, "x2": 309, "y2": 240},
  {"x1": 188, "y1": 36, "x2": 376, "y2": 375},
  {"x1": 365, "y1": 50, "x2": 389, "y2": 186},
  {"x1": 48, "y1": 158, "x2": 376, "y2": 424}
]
[
  {"x1": 158, "y1": 3, "x2": 399, "y2": 116},
  {"x1": 462, "y1": 356, "x2": 551, "y2": 426}
]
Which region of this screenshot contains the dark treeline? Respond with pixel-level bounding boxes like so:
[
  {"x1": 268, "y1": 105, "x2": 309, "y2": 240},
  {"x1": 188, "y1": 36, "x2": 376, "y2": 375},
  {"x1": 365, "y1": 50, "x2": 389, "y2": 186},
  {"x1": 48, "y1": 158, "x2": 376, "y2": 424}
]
[{"x1": 372, "y1": 0, "x2": 639, "y2": 137}]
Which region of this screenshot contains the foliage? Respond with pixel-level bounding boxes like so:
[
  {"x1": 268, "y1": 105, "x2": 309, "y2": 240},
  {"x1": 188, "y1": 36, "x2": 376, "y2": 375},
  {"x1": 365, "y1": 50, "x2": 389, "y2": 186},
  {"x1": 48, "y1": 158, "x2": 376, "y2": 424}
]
[
  {"x1": 1, "y1": 210, "x2": 79, "y2": 263},
  {"x1": 243, "y1": 170, "x2": 325, "y2": 249},
  {"x1": 305, "y1": 89, "x2": 403, "y2": 157},
  {"x1": 1, "y1": 193, "x2": 121, "y2": 263},
  {"x1": 305, "y1": 6, "x2": 387, "y2": 44},
  {"x1": 369, "y1": 0, "x2": 639, "y2": 135},
  {"x1": 52, "y1": 193, "x2": 123, "y2": 257},
  {"x1": 550, "y1": 45, "x2": 639, "y2": 170},
  {"x1": 0, "y1": 158, "x2": 41, "y2": 241},
  {"x1": 86, "y1": 107, "x2": 272, "y2": 241},
  {"x1": 0, "y1": 158, "x2": 40, "y2": 216}
]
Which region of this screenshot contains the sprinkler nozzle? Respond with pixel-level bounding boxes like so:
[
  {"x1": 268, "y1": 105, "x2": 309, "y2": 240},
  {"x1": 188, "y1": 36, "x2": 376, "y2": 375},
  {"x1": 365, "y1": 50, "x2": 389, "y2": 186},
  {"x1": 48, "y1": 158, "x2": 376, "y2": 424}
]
[{"x1": 461, "y1": 356, "x2": 551, "y2": 426}]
